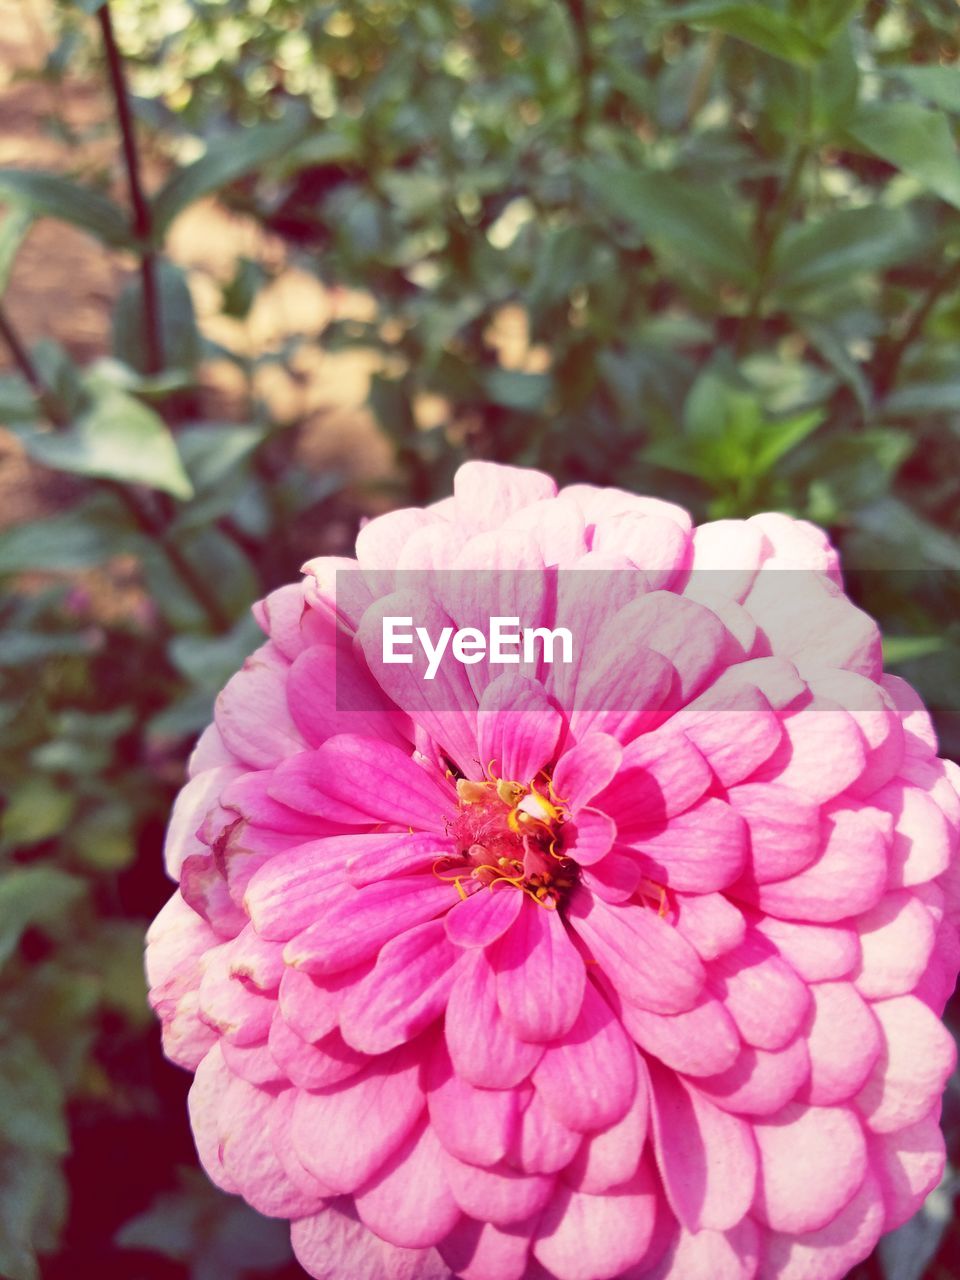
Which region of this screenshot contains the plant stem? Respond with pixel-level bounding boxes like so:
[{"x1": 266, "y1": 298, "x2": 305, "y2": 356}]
[
  {"x1": 737, "y1": 143, "x2": 810, "y2": 357},
  {"x1": 0, "y1": 303, "x2": 228, "y2": 632},
  {"x1": 566, "y1": 0, "x2": 593, "y2": 150},
  {"x1": 0, "y1": 301, "x2": 68, "y2": 426},
  {"x1": 873, "y1": 258, "x2": 960, "y2": 400},
  {"x1": 98, "y1": 1, "x2": 163, "y2": 375}
]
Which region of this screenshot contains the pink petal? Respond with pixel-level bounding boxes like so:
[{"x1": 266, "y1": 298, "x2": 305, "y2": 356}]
[
  {"x1": 339, "y1": 919, "x2": 460, "y2": 1054},
  {"x1": 562, "y1": 808, "x2": 616, "y2": 867},
  {"x1": 563, "y1": 1062, "x2": 650, "y2": 1193},
  {"x1": 214, "y1": 643, "x2": 307, "y2": 768},
  {"x1": 569, "y1": 890, "x2": 705, "y2": 1016},
  {"x1": 445, "y1": 950, "x2": 544, "y2": 1087},
  {"x1": 567, "y1": 642, "x2": 676, "y2": 744},
  {"x1": 672, "y1": 683, "x2": 783, "y2": 787},
  {"x1": 492, "y1": 904, "x2": 586, "y2": 1042},
  {"x1": 532, "y1": 982, "x2": 638, "y2": 1132},
  {"x1": 760, "y1": 1170, "x2": 885, "y2": 1280},
  {"x1": 252, "y1": 581, "x2": 331, "y2": 658},
  {"x1": 187, "y1": 1043, "x2": 238, "y2": 1194},
  {"x1": 507, "y1": 1089, "x2": 582, "y2": 1174},
  {"x1": 445, "y1": 885, "x2": 524, "y2": 949},
  {"x1": 708, "y1": 932, "x2": 810, "y2": 1051},
  {"x1": 268, "y1": 1016, "x2": 366, "y2": 1090},
  {"x1": 597, "y1": 730, "x2": 713, "y2": 833},
  {"x1": 269, "y1": 735, "x2": 455, "y2": 831},
  {"x1": 728, "y1": 782, "x2": 821, "y2": 884},
  {"x1": 533, "y1": 1161, "x2": 659, "y2": 1280},
  {"x1": 552, "y1": 734, "x2": 623, "y2": 811},
  {"x1": 621, "y1": 994, "x2": 741, "y2": 1078},
  {"x1": 454, "y1": 460, "x2": 556, "y2": 531},
  {"x1": 285, "y1": 875, "x2": 454, "y2": 975},
  {"x1": 476, "y1": 674, "x2": 563, "y2": 782},
  {"x1": 695, "y1": 1037, "x2": 811, "y2": 1117},
  {"x1": 749, "y1": 700, "x2": 867, "y2": 804},
  {"x1": 591, "y1": 511, "x2": 690, "y2": 588},
  {"x1": 647, "y1": 1217, "x2": 759, "y2": 1280},
  {"x1": 753, "y1": 916, "x2": 860, "y2": 982},
  {"x1": 672, "y1": 893, "x2": 746, "y2": 962},
  {"x1": 629, "y1": 798, "x2": 747, "y2": 893},
  {"x1": 278, "y1": 962, "x2": 366, "y2": 1042},
  {"x1": 441, "y1": 1150, "x2": 554, "y2": 1225},
  {"x1": 648, "y1": 1060, "x2": 757, "y2": 1232},
  {"x1": 164, "y1": 764, "x2": 243, "y2": 877},
  {"x1": 797, "y1": 982, "x2": 881, "y2": 1106},
  {"x1": 345, "y1": 832, "x2": 448, "y2": 888},
  {"x1": 873, "y1": 779, "x2": 953, "y2": 888},
  {"x1": 287, "y1": 643, "x2": 409, "y2": 748},
  {"x1": 752, "y1": 1101, "x2": 867, "y2": 1233},
  {"x1": 426, "y1": 1047, "x2": 521, "y2": 1167},
  {"x1": 855, "y1": 994, "x2": 957, "y2": 1134},
  {"x1": 744, "y1": 802, "x2": 891, "y2": 924},
  {"x1": 291, "y1": 1204, "x2": 448, "y2": 1280},
  {"x1": 197, "y1": 944, "x2": 274, "y2": 1046},
  {"x1": 438, "y1": 1216, "x2": 535, "y2": 1280},
  {"x1": 868, "y1": 1107, "x2": 947, "y2": 1231},
  {"x1": 218, "y1": 1075, "x2": 325, "y2": 1217},
  {"x1": 292, "y1": 1043, "x2": 424, "y2": 1193},
  {"x1": 355, "y1": 1119, "x2": 461, "y2": 1248},
  {"x1": 854, "y1": 890, "x2": 937, "y2": 999},
  {"x1": 242, "y1": 840, "x2": 354, "y2": 940}
]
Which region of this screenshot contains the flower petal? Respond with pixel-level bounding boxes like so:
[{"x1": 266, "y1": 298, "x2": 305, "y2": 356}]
[
  {"x1": 445, "y1": 950, "x2": 544, "y2": 1088},
  {"x1": 492, "y1": 904, "x2": 586, "y2": 1042}
]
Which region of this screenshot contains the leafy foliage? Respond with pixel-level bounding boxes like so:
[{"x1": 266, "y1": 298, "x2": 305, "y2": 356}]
[{"x1": 1, "y1": 0, "x2": 959, "y2": 1275}]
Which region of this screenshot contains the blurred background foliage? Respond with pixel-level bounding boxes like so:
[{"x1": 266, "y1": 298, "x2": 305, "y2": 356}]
[{"x1": 0, "y1": 0, "x2": 958, "y2": 1275}]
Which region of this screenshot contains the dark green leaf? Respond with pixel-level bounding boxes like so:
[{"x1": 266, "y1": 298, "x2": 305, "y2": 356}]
[
  {"x1": 668, "y1": 3, "x2": 824, "y2": 64},
  {"x1": 0, "y1": 1037, "x2": 68, "y2": 1154},
  {"x1": 581, "y1": 164, "x2": 754, "y2": 284},
  {"x1": 20, "y1": 391, "x2": 194, "y2": 499},
  {"x1": 0, "y1": 1149, "x2": 66, "y2": 1280},
  {"x1": 0, "y1": 867, "x2": 85, "y2": 966},
  {"x1": 772, "y1": 206, "x2": 921, "y2": 296},
  {"x1": 152, "y1": 113, "x2": 311, "y2": 236},
  {"x1": 846, "y1": 102, "x2": 960, "y2": 211},
  {"x1": 0, "y1": 495, "x2": 136, "y2": 573},
  {"x1": 112, "y1": 259, "x2": 201, "y2": 375},
  {"x1": 0, "y1": 170, "x2": 132, "y2": 247}
]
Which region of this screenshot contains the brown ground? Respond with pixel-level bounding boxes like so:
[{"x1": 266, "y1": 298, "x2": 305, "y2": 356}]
[{"x1": 0, "y1": 0, "x2": 394, "y2": 540}]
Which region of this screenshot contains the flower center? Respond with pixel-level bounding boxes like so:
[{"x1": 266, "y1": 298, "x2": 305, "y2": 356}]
[{"x1": 437, "y1": 771, "x2": 578, "y2": 909}]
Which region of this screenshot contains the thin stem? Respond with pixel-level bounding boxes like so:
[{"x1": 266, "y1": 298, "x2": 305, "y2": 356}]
[
  {"x1": 737, "y1": 143, "x2": 810, "y2": 357},
  {"x1": 873, "y1": 259, "x2": 960, "y2": 400},
  {"x1": 98, "y1": 1, "x2": 164, "y2": 375},
  {"x1": 0, "y1": 304, "x2": 228, "y2": 632},
  {"x1": 0, "y1": 301, "x2": 68, "y2": 426}
]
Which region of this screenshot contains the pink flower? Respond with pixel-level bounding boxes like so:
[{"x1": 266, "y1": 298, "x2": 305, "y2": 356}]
[{"x1": 148, "y1": 461, "x2": 960, "y2": 1280}]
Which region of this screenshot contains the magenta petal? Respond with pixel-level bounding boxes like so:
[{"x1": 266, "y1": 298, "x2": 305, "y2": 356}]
[
  {"x1": 562, "y1": 1060, "x2": 649, "y2": 1193},
  {"x1": 708, "y1": 931, "x2": 810, "y2": 1051},
  {"x1": 445, "y1": 885, "x2": 524, "y2": 949},
  {"x1": 552, "y1": 734, "x2": 623, "y2": 811},
  {"x1": 562, "y1": 808, "x2": 617, "y2": 867},
  {"x1": 507, "y1": 1090, "x2": 582, "y2": 1174},
  {"x1": 728, "y1": 781, "x2": 821, "y2": 884},
  {"x1": 476, "y1": 674, "x2": 563, "y2": 782},
  {"x1": 344, "y1": 832, "x2": 448, "y2": 888},
  {"x1": 695, "y1": 1037, "x2": 811, "y2": 1117},
  {"x1": 532, "y1": 982, "x2": 637, "y2": 1132},
  {"x1": 286, "y1": 875, "x2": 454, "y2": 974},
  {"x1": 445, "y1": 951, "x2": 544, "y2": 1088},
  {"x1": 568, "y1": 890, "x2": 705, "y2": 1016},
  {"x1": 354, "y1": 1119, "x2": 461, "y2": 1249},
  {"x1": 438, "y1": 1216, "x2": 535, "y2": 1280},
  {"x1": 287, "y1": 642, "x2": 409, "y2": 748},
  {"x1": 269, "y1": 734, "x2": 456, "y2": 831},
  {"x1": 596, "y1": 730, "x2": 713, "y2": 830},
  {"x1": 648, "y1": 1060, "x2": 757, "y2": 1232},
  {"x1": 629, "y1": 797, "x2": 747, "y2": 892},
  {"x1": 339, "y1": 919, "x2": 460, "y2": 1054},
  {"x1": 293, "y1": 1043, "x2": 424, "y2": 1193},
  {"x1": 243, "y1": 839, "x2": 351, "y2": 941},
  {"x1": 492, "y1": 904, "x2": 586, "y2": 1042},
  {"x1": 620, "y1": 994, "x2": 740, "y2": 1078}
]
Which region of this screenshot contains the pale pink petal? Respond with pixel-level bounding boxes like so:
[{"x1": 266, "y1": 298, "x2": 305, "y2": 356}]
[
  {"x1": 854, "y1": 890, "x2": 937, "y2": 998},
  {"x1": 797, "y1": 981, "x2": 881, "y2": 1106},
  {"x1": 695, "y1": 1037, "x2": 811, "y2": 1117},
  {"x1": 441, "y1": 1150, "x2": 554, "y2": 1225},
  {"x1": 591, "y1": 510, "x2": 691, "y2": 589},
  {"x1": 476, "y1": 674, "x2": 563, "y2": 781},
  {"x1": 187, "y1": 1043, "x2": 238, "y2": 1194},
  {"x1": 750, "y1": 700, "x2": 867, "y2": 804},
  {"x1": 621, "y1": 994, "x2": 741, "y2": 1078},
  {"x1": 628, "y1": 797, "x2": 747, "y2": 893},
  {"x1": 728, "y1": 782, "x2": 821, "y2": 884},
  {"x1": 868, "y1": 1107, "x2": 947, "y2": 1230},
  {"x1": 219, "y1": 1075, "x2": 325, "y2": 1217},
  {"x1": 355, "y1": 506, "x2": 436, "y2": 571},
  {"x1": 215, "y1": 644, "x2": 307, "y2": 768},
  {"x1": 873, "y1": 779, "x2": 953, "y2": 888},
  {"x1": 759, "y1": 1170, "x2": 885, "y2": 1280},
  {"x1": 291, "y1": 1204, "x2": 448, "y2": 1280},
  {"x1": 753, "y1": 916, "x2": 860, "y2": 982},
  {"x1": 354, "y1": 1119, "x2": 460, "y2": 1248},
  {"x1": 647, "y1": 1218, "x2": 759, "y2": 1280},
  {"x1": 562, "y1": 1062, "x2": 650, "y2": 1193},
  {"x1": 855, "y1": 994, "x2": 957, "y2": 1134},
  {"x1": 293, "y1": 1043, "x2": 424, "y2": 1193},
  {"x1": 672, "y1": 892, "x2": 746, "y2": 962},
  {"x1": 672, "y1": 684, "x2": 783, "y2": 788},
  {"x1": 648, "y1": 1060, "x2": 757, "y2": 1232},
  {"x1": 454, "y1": 460, "x2": 557, "y2": 532},
  {"x1": 533, "y1": 1162, "x2": 659, "y2": 1280},
  {"x1": 752, "y1": 1101, "x2": 867, "y2": 1233},
  {"x1": 287, "y1": 643, "x2": 410, "y2": 748},
  {"x1": 426, "y1": 1047, "x2": 521, "y2": 1167},
  {"x1": 708, "y1": 932, "x2": 810, "y2": 1051},
  {"x1": 596, "y1": 730, "x2": 712, "y2": 831}
]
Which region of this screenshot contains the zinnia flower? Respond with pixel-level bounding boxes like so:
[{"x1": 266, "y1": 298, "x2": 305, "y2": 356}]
[{"x1": 148, "y1": 461, "x2": 960, "y2": 1280}]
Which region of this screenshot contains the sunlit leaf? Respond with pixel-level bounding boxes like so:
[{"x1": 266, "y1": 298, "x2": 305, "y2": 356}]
[{"x1": 847, "y1": 102, "x2": 960, "y2": 211}]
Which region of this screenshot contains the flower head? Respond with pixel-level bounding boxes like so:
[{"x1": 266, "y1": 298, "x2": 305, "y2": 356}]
[{"x1": 148, "y1": 461, "x2": 960, "y2": 1280}]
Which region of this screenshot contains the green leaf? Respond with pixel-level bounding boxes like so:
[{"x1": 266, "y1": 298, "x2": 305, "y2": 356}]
[
  {"x1": 0, "y1": 1037, "x2": 68, "y2": 1154},
  {"x1": 581, "y1": 164, "x2": 753, "y2": 284},
  {"x1": 0, "y1": 867, "x2": 85, "y2": 967},
  {"x1": 668, "y1": 3, "x2": 825, "y2": 64},
  {"x1": 0, "y1": 208, "x2": 32, "y2": 298},
  {"x1": 846, "y1": 102, "x2": 960, "y2": 212},
  {"x1": 883, "y1": 635, "x2": 948, "y2": 666},
  {"x1": 751, "y1": 409, "x2": 825, "y2": 473},
  {"x1": 112, "y1": 259, "x2": 201, "y2": 375},
  {"x1": 890, "y1": 66, "x2": 960, "y2": 114},
  {"x1": 484, "y1": 368, "x2": 553, "y2": 412},
  {"x1": 152, "y1": 113, "x2": 310, "y2": 236},
  {"x1": 20, "y1": 391, "x2": 194, "y2": 500},
  {"x1": 0, "y1": 494, "x2": 137, "y2": 574},
  {"x1": 0, "y1": 1149, "x2": 67, "y2": 1280},
  {"x1": 0, "y1": 778, "x2": 76, "y2": 847},
  {"x1": 772, "y1": 206, "x2": 920, "y2": 296},
  {"x1": 0, "y1": 170, "x2": 132, "y2": 247}
]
